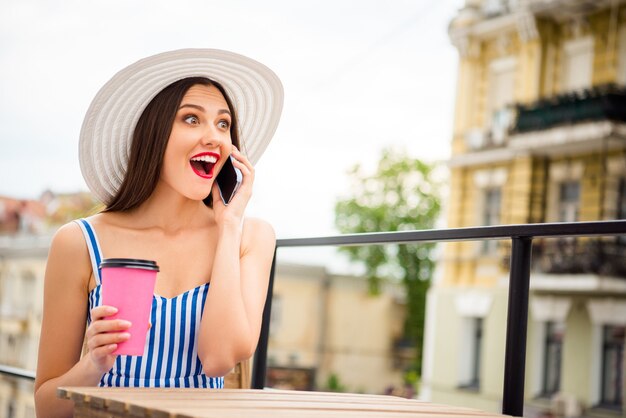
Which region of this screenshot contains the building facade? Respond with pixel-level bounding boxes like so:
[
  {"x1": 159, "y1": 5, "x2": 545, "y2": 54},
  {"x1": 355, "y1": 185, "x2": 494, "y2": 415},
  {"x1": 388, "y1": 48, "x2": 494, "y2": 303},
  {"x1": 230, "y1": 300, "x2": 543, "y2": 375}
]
[
  {"x1": 267, "y1": 263, "x2": 407, "y2": 394},
  {"x1": 0, "y1": 235, "x2": 49, "y2": 418},
  {"x1": 422, "y1": 0, "x2": 626, "y2": 417}
]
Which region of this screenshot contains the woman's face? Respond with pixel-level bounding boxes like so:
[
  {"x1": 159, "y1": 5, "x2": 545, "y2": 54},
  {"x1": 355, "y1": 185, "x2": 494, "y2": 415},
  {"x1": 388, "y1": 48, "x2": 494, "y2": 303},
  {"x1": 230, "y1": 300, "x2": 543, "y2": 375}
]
[{"x1": 159, "y1": 84, "x2": 233, "y2": 201}]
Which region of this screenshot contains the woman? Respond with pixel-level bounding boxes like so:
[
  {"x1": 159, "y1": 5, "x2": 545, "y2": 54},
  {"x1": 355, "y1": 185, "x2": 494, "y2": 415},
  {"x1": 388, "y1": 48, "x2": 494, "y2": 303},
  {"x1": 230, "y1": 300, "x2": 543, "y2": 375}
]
[{"x1": 34, "y1": 49, "x2": 283, "y2": 417}]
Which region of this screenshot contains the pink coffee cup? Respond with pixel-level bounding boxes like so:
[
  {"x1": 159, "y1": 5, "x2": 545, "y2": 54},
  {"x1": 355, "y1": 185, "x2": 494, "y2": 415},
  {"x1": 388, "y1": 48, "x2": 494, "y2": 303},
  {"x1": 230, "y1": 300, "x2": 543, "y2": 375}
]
[{"x1": 100, "y1": 258, "x2": 159, "y2": 356}]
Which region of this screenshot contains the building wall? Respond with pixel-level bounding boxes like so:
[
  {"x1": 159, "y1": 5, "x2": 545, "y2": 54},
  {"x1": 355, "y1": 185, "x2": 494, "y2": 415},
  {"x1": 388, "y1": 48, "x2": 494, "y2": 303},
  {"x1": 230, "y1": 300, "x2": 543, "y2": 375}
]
[
  {"x1": 269, "y1": 263, "x2": 406, "y2": 394},
  {"x1": 426, "y1": 285, "x2": 509, "y2": 413},
  {"x1": 427, "y1": 1, "x2": 626, "y2": 416},
  {"x1": 561, "y1": 299, "x2": 593, "y2": 400},
  {"x1": 323, "y1": 274, "x2": 405, "y2": 393},
  {"x1": 0, "y1": 236, "x2": 49, "y2": 418},
  {"x1": 268, "y1": 264, "x2": 326, "y2": 368}
]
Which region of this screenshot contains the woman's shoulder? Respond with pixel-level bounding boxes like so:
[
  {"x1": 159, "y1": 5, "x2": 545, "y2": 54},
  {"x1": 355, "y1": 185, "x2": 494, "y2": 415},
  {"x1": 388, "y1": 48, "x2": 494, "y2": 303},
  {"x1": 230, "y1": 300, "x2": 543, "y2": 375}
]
[
  {"x1": 242, "y1": 217, "x2": 275, "y2": 246},
  {"x1": 51, "y1": 220, "x2": 87, "y2": 249},
  {"x1": 243, "y1": 217, "x2": 275, "y2": 235},
  {"x1": 48, "y1": 220, "x2": 92, "y2": 282},
  {"x1": 51, "y1": 214, "x2": 121, "y2": 256}
]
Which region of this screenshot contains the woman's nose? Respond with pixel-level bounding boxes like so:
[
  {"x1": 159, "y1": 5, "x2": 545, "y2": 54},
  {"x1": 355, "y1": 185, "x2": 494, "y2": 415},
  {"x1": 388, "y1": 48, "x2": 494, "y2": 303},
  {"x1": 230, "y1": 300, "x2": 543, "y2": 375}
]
[{"x1": 202, "y1": 126, "x2": 228, "y2": 147}]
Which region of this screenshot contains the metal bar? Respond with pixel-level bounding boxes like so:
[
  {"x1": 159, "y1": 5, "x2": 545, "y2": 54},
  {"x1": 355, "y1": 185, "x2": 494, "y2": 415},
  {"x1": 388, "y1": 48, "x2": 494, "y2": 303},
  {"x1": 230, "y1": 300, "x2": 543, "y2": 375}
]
[
  {"x1": 502, "y1": 237, "x2": 533, "y2": 416},
  {"x1": 252, "y1": 247, "x2": 277, "y2": 389},
  {"x1": 277, "y1": 220, "x2": 626, "y2": 248},
  {"x1": 0, "y1": 364, "x2": 35, "y2": 380}
]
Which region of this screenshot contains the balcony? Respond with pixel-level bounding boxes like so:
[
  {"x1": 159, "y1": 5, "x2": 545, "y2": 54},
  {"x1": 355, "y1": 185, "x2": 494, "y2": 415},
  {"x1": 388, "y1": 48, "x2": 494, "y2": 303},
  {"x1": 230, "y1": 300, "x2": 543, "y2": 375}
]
[
  {"x1": 533, "y1": 238, "x2": 626, "y2": 278},
  {"x1": 452, "y1": 85, "x2": 626, "y2": 166},
  {"x1": 512, "y1": 84, "x2": 626, "y2": 134},
  {"x1": 526, "y1": 0, "x2": 618, "y2": 20}
]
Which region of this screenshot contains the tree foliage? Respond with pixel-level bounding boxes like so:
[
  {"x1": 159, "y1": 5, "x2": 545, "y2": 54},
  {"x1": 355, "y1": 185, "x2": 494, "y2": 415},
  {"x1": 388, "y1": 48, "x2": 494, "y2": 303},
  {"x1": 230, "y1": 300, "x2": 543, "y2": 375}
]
[{"x1": 334, "y1": 147, "x2": 441, "y2": 374}]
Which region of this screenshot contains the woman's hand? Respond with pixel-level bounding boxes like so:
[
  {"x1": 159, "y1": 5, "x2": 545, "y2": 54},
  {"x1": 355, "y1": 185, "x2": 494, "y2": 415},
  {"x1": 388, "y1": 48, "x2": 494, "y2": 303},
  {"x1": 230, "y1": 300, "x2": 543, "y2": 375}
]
[
  {"x1": 212, "y1": 146, "x2": 254, "y2": 227},
  {"x1": 84, "y1": 305, "x2": 131, "y2": 374}
]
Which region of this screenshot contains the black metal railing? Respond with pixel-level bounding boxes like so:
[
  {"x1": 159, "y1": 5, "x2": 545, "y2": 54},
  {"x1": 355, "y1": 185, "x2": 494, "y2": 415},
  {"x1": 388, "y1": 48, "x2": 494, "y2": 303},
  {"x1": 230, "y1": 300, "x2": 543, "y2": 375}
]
[
  {"x1": 512, "y1": 83, "x2": 626, "y2": 134},
  {"x1": 3, "y1": 220, "x2": 626, "y2": 417},
  {"x1": 250, "y1": 220, "x2": 626, "y2": 417},
  {"x1": 533, "y1": 238, "x2": 626, "y2": 278},
  {"x1": 0, "y1": 364, "x2": 35, "y2": 380}
]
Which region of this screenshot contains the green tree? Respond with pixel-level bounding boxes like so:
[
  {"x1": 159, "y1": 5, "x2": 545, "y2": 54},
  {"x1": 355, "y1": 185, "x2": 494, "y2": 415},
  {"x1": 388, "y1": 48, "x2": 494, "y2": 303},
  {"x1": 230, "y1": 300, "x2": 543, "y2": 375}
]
[{"x1": 334, "y1": 147, "x2": 441, "y2": 375}]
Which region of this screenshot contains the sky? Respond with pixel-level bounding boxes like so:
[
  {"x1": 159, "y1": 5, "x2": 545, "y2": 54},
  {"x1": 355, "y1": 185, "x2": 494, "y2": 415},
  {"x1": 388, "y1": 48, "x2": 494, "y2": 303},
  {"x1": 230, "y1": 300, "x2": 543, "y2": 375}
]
[{"x1": 0, "y1": 0, "x2": 462, "y2": 265}]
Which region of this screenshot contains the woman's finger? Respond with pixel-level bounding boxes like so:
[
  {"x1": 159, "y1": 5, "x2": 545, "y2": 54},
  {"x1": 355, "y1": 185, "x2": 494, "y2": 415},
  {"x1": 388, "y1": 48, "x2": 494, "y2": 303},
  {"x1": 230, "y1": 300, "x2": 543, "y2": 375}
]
[
  {"x1": 85, "y1": 318, "x2": 131, "y2": 340},
  {"x1": 228, "y1": 152, "x2": 254, "y2": 187},
  {"x1": 231, "y1": 157, "x2": 253, "y2": 181},
  {"x1": 231, "y1": 147, "x2": 254, "y2": 172},
  {"x1": 88, "y1": 332, "x2": 130, "y2": 351},
  {"x1": 89, "y1": 343, "x2": 118, "y2": 360},
  {"x1": 90, "y1": 305, "x2": 118, "y2": 321}
]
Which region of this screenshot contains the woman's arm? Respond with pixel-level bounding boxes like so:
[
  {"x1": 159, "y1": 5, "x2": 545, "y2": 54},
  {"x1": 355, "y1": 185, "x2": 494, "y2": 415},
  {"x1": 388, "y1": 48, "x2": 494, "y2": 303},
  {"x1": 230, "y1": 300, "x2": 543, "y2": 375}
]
[
  {"x1": 197, "y1": 217, "x2": 275, "y2": 376},
  {"x1": 34, "y1": 222, "x2": 131, "y2": 418}
]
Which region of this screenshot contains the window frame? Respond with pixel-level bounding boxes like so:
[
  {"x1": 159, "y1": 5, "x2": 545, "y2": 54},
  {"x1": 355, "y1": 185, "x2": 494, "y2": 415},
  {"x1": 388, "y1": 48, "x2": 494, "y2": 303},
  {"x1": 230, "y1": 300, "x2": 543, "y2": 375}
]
[
  {"x1": 599, "y1": 324, "x2": 624, "y2": 409},
  {"x1": 561, "y1": 36, "x2": 594, "y2": 92},
  {"x1": 541, "y1": 321, "x2": 565, "y2": 397},
  {"x1": 458, "y1": 316, "x2": 484, "y2": 391},
  {"x1": 482, "y1": 187, "x2": 502, "y2": 254},
  {"x1": 557, "y1": 180, "x2": 580, "y2": 223}
]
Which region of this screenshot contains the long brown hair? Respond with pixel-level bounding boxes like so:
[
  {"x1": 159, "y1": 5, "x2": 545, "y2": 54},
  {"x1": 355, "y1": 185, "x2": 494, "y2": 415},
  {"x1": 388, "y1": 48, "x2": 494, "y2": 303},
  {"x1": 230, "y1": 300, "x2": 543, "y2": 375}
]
[{"x1": 104, "y1": 77, "x2": 240, "y2": 212}]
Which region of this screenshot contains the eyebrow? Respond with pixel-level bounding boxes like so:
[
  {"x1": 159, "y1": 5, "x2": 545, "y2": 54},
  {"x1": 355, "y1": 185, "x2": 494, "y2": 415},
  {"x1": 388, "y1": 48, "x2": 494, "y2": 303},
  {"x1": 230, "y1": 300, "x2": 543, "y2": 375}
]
[{"x1": 178, "y1": 103, "x2": 231, "y2": 116}]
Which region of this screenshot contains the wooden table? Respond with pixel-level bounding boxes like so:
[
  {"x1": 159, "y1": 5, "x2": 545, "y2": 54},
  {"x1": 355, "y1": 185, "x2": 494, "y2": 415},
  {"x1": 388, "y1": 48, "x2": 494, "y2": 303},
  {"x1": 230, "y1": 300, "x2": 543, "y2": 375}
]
[{"x1": 59, "y1": 387, "x2": 511, "y2": 418}]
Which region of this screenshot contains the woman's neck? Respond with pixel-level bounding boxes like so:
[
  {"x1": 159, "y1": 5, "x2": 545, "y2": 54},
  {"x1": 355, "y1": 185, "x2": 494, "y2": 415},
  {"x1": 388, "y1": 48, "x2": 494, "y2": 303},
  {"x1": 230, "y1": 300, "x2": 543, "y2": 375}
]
[{"x1": 125, "y1": 184, "x2": 213, "y2": 233}]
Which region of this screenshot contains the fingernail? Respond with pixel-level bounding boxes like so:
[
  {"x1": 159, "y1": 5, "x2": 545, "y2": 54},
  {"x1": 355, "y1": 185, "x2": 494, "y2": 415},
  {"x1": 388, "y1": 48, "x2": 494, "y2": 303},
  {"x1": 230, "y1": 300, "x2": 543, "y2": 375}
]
[
  {"x1": 107, "y1": 306, "x2": 118, "y2": 313},
  {"x1": 119, "y1": 320, "x2": 132, "y2": 327},
  {"x1": 120, "y1": 333, "x2": 131, "y2": 339}
]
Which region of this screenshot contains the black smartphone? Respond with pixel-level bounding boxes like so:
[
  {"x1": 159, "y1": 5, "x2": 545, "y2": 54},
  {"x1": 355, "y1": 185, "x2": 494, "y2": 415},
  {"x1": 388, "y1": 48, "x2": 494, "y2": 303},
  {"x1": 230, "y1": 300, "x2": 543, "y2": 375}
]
[{"x1": 216, "y1": 155, "x2": 243, "y2": 205}]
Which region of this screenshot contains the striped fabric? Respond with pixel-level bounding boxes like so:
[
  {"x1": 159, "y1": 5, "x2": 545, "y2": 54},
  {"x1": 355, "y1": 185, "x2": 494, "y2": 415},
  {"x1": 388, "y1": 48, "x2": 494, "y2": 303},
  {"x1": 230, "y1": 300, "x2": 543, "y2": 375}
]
[{"x1": 75, "y1": 218, "x2": 224, "y2": 388}]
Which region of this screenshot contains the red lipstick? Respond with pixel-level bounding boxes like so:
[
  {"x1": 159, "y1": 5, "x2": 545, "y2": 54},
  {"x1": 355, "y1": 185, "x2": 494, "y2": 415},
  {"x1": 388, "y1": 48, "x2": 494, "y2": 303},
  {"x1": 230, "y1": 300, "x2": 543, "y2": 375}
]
[{"x1": 189, "y1": 152, "x2": 220, "y2": 179}]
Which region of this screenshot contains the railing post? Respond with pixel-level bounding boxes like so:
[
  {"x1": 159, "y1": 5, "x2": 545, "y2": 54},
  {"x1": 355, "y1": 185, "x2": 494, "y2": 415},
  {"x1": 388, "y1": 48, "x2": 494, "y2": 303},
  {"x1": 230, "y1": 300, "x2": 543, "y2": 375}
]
[
  {"x1": 252, "y1": 247, "x2": 277, "y2": 389},
  {"x1": 503, "y1": 237, "x2": 532, "y2": 416}
]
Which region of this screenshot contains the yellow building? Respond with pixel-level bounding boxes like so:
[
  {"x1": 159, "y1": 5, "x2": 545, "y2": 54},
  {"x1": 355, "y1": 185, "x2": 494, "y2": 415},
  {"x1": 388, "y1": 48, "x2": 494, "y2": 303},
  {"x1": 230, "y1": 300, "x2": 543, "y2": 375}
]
[
  {"x1": 267, "y1": 263, "x2": 407, "y2": 394},
  {"x1": 422, "y1": 0, "x2": 626, "y2": 416}
]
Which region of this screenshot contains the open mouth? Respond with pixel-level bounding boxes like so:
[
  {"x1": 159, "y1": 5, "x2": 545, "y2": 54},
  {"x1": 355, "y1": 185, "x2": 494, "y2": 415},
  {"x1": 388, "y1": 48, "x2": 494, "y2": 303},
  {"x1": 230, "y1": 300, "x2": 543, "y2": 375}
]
[{"x1": 189, "y1": 152, "x2": 219, "y2": 179}]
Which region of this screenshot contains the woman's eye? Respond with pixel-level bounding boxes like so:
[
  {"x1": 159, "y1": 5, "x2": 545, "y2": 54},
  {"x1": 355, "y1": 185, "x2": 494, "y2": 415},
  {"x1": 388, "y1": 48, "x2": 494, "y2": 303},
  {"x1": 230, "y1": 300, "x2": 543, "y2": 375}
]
[
  {"x1": 218, "y1": 120, "x2": 230, "y2": 129},
  {"x1": 184, "y1": 115, "x2": 199, "y2": 125}
]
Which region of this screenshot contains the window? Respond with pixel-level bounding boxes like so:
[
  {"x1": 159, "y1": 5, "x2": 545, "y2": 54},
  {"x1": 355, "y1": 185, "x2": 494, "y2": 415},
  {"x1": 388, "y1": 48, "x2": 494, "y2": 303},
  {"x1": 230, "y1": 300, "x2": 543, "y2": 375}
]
[
  {"x1": 270, "y1": 294, "x2": 282, "y2": 333},
  {"x1": 20, "y1": 270, "x2": 36, "y2": 314},
  {"x1": 562, "y1": 37, "x2": 594, "y2": 92},
  {"x1": 617, "y1": 179, "x2": 626, "y2": 244},
  {"x1": 618, "y1": 28, "x2": 626, "y2": 86},
  {"x1": 617, "y1": 179, "x2": 626, "y2": 219},
  {"x1": 600, "y1": 325, "x2": 624, "y2": 408},
  {"x1": 487, "y1": 58, "x2": 516, "y2": 118},
  {"x1": 471, "y1": 318, "x2": 483, "y2": 388},
  {"x1": 558, "y1": 181, "x2": 580, "y2": 222},
  {"x1": 542, "y1": 321, "x2": 564, "y2": 396},
  {"x1": 459, "y1": 317, "x2": 483, "y2": 389},
  {"x1": 483, "y1": 188, "x2": 501, "y2": 253}
]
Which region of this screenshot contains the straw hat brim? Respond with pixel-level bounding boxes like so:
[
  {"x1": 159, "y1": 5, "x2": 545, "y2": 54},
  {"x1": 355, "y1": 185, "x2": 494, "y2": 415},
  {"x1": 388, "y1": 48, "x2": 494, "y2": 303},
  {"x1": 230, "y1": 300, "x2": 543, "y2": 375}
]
[{"x1": 79, "y1": 49, "x2": 283, "y2": 205}]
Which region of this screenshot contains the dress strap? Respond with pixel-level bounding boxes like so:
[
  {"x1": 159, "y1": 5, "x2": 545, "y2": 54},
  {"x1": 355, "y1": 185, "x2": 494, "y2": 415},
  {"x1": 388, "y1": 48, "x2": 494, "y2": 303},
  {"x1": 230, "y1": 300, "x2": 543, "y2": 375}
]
[{"x1": 74, "y1": 218, "x2": 104, "y2": 285}]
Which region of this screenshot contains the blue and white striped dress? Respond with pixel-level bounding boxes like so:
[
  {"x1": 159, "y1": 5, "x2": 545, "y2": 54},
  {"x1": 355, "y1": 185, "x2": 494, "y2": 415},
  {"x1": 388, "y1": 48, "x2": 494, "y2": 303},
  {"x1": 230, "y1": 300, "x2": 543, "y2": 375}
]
[{"x1": 75, "y1": 218, "x2": 224, "y2": 388}]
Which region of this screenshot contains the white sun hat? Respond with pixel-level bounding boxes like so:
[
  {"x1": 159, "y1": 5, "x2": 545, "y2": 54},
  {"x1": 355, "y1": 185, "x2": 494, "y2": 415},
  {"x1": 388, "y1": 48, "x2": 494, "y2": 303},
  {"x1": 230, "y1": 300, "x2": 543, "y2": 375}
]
[{"x1": 79, "y1": 48, "x2": 284, "y2": 205}]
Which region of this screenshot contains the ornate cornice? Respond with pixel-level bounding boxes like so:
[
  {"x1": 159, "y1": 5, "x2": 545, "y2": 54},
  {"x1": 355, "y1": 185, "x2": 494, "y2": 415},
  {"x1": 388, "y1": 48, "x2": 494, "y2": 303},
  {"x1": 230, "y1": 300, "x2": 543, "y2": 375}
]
[{"x1": 515, "y1": 9, "x2": 539, "y2": 42}]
